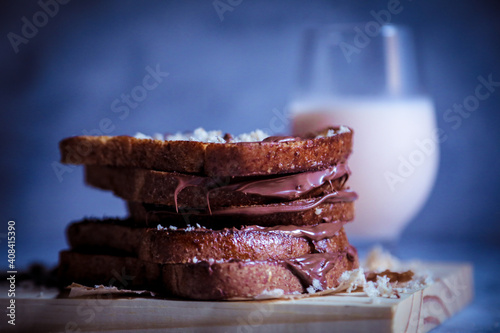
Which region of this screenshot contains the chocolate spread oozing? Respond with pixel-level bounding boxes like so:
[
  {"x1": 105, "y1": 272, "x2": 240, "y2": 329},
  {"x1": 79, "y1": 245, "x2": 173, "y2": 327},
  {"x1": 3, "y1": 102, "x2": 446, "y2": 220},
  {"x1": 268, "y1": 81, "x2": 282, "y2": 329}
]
[
  {"x1": 283, "y1": 245, "x2": 357, "y2": 291},
  {"x1": 282, "y1": 252, "x2": 345, "y2": 290},
  {"x1": 221, "y1": 162, "x2": 350, "y2": 200},
  {"x1": 170, "y1": 162, "x2": 351, "y2": 212},
  {"x1": 208, "y1": 190, "x2": 357, "y2": 216}
]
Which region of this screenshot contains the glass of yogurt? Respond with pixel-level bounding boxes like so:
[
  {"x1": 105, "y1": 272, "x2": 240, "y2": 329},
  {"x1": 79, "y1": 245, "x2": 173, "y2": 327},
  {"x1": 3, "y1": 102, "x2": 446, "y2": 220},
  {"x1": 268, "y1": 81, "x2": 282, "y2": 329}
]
[{"x1": 291, "y1": 24, "x2": 439, "y2": 244}]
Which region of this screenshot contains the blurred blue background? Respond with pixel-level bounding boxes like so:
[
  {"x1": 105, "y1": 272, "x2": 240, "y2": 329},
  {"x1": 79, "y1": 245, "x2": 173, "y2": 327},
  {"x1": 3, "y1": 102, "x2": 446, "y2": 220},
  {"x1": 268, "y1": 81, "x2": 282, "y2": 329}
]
[
  {"x1": 3, "y1": 0, "x2": 500, "y2": 266},
  {"x1": 1, "y1": 1, "x2": 500, "y2": 328},
  {"x1": 2, "y1": 0, "x2": 500, "y2": 266}
]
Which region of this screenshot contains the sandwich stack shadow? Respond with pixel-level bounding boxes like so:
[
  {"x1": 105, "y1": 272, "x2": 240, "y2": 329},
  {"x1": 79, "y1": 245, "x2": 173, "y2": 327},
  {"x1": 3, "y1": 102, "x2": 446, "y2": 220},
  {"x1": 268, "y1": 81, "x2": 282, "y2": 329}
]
[{"x1": 58, "y1": 127, "x2": 359, "y2": 300}]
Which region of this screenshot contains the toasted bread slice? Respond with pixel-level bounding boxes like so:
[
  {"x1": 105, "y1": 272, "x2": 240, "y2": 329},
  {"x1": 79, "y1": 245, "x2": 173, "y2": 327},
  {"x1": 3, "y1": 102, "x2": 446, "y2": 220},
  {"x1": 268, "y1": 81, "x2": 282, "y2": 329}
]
[
  {"x1": 127, "y1": 198, "x2": 355, "y2": 229},
  {"x1": 162, "y1": 249, "x2": 358, "y2": 300},
  {"x1": 60, "y1": 127, "x2": 352, "y2": 177},
  {"x1": 58, "y1": 249, "x2": 358, "y2": 300},
  {"x1": 66, "y1": 219, "x2": 351, "y2": 264},
  {"x1": 85, "y1": 164, "x2": 348, "y2": 208},
  {"x1": 140, "y1": 225, "x2": 351, "y2": 264}
]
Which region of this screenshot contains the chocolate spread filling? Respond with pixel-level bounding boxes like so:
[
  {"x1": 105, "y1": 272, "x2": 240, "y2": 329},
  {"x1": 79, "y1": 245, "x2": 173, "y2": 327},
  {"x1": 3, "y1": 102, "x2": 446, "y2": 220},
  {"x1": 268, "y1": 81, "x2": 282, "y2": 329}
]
[
  {"x1": 171, "y1": 162, "x2": 351, "y2": 212},
  {"x1": 241, "y1": 221, "x2": 346, "y2": 242},
  {"x1": 220, "y1": 162, "x2": 350, "y2": 200},
  {"x1": 145, "y1": 189, "x2": 357, "y2": 217},
  {"x1": 208, "y1": 190, "x2": 357, "y2": 216}
]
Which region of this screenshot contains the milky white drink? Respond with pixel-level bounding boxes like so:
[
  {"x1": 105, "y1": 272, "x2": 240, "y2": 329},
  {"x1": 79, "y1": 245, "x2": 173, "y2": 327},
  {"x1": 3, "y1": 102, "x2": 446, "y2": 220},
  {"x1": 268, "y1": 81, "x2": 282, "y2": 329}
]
[{"x1": 291, "y1": 97, "x2": 439, "y2": 240}]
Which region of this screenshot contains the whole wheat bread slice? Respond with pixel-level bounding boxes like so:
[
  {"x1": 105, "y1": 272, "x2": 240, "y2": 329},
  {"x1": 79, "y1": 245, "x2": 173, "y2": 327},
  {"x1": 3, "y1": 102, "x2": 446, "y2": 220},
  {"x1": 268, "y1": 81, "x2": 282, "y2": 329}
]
[
  {"x1": 85, "y1": 164, "x2": 348, "y2": 208},
  {"x1": 66, "y1": 219, "x2": 351, "y2": 264},
  {"x1": 140, "y1": 225, "x2": 351, "y2": 264},
  {"x1": 58, "y1": 249, "x2": 358, "y2": 300},
  {"x1": 60, "y1": 127, "x2": 352, "y2": 177},
  {"x1": 162, "y1": 249, "x2": 358, "y2": 300}
]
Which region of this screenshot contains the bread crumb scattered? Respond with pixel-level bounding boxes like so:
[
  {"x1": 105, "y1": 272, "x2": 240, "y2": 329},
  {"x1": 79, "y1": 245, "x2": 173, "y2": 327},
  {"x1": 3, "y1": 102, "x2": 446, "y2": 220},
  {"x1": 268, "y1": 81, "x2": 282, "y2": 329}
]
[
  {"x1": 315, "y1": 126, "x2": 351, "y2": 139},
  {"x1": 233, "y1": 129, "x2": 269, "y2": 143},
  {"x1": 134, "y1": 132, "x2": 153, "y2": 140},
  {"x1": 338, "y1": 268, "x2": 366, "y2": 293},
  {"x1": 306, "y1": 279, "x2": 324, "y2": 294},
  {"x1": 364, "y1": 245, "x2": 402, "y2": 272},
  {"x1": 255, "y1": 289, "x2": 285, "y2": 299}
]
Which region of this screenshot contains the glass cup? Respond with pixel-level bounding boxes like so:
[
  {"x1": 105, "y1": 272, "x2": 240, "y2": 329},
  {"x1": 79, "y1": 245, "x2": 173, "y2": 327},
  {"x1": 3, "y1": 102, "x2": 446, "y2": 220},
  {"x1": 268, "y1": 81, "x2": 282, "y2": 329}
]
[{"x1": 290, "y1": 24, "x2": 439, "y2": 246}]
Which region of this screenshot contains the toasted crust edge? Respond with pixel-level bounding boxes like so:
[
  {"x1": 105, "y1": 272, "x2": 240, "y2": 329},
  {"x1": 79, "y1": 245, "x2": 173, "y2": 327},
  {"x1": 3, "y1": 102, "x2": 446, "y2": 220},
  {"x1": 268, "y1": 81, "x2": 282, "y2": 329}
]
[
  {"x1": 60, "y1": 135, "x2": 206, "y2": 174},
  {"x1": 60, "y1": 127, "x2": 352, "y2": 177}
]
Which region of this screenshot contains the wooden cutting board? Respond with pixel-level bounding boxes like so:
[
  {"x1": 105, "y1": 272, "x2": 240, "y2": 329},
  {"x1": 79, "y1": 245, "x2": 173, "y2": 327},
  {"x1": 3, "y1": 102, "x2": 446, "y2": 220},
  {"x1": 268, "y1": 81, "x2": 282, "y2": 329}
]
[{"x1": 1, "y1": 262, "x2": 472, "y2": 333}]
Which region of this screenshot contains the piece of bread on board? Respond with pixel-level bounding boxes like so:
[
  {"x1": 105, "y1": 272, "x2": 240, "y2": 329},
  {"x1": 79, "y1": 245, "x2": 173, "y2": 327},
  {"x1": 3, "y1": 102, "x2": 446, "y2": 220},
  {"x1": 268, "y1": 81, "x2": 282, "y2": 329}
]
[
  {"x1": 162, "y1": 250, "x2": 358, "y2": 300},
  {"x1": 60, "y1": 127, "x2": 352, "y2": 177},
  {"x1": 66, "y1": 219, "x2": 352, "y2": 264}
]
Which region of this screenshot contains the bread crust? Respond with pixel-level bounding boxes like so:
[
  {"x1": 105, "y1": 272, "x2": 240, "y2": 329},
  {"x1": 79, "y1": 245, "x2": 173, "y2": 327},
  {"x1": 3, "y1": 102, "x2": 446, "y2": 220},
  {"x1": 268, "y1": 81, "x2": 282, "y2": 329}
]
[
  {"x1": 66, "y1": 219, "x2": 145, "y2": 256},
  {"x1": 85, "y1": 165, "x2": 347, "y2": 208},
  {"x1": 127, "y1": 201, "x2": 355, "y2": 228},
  {"x1": 58, "y1": 251, "x2": 161, "y2": 290},
  {"x1": 60, "y1": 127, "x2": 352, "y2": 177},
  {"x1": 60, "y1": 136, "x2": 206, "y2": 174}
]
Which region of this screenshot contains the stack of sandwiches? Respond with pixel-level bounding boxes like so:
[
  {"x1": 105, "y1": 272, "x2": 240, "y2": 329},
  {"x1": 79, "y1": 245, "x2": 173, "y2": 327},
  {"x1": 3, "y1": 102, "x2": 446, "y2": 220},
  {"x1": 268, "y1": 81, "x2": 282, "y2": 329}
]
[{"x1": 58, "y1": 126, "x2": 359, "y2": 300}]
